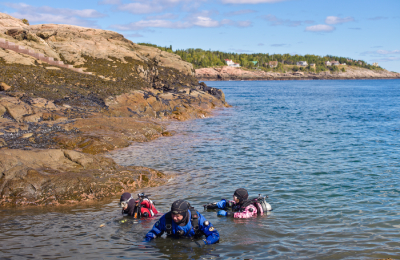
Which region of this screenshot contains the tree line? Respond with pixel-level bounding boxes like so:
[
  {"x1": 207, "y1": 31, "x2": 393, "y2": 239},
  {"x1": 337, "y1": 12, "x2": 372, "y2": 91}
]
[{"x1": 137, "y1": 43, "x2": 381, "y2": 72}]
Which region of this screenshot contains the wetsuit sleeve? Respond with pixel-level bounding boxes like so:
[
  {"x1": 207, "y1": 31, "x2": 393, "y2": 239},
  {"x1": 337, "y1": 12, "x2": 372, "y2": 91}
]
[
  {"x1": 198, "y1": 213, "x2": 220, "y2": 244},
  {"x1": 145, "y1": 214, "x2": 166, "y2": 241},
  {"x1": 233, "y1": 204, "x2": 257, "y2": 219},
  {"x1": 216, "y1": 199, "x2": 227, "y2": 209}
]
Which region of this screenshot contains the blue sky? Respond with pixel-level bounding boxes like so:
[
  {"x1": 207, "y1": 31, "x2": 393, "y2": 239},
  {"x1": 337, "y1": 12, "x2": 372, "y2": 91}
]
[{"x1": 1, "y1": 0, "x2": 399, "y2": 72}]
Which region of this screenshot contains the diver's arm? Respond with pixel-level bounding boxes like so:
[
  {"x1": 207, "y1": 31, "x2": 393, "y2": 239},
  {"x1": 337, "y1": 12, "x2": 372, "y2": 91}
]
[
  {"x1": 145, "y1": 215, "x2": 166, "y2": 241},
  {"x1": 198, "y1": 213, "x2": 220, "y2": 244},
  {"x1": 204, "y1": 199, "x2": 228, "y2": 210}
]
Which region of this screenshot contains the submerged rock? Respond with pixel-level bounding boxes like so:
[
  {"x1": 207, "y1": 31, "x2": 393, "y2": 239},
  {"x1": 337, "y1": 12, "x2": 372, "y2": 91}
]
[{"x1": 0, "y1": 149, "x2": 167, "y2": 206}]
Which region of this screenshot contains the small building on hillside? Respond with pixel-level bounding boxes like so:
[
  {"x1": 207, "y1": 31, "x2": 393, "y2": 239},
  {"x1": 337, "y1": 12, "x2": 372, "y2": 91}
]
[
  {"x1": 325, "y1": 61, "x2": 332, "y2": 66},
  {"x1": 268, "y1": 61, "x2": 278, "y2": 68},
  {"x1": 358, "y1": 61, "x2": 363, "y2": 65},
  {"x1": 225, "y1": 59, "x2": 234, "y2": 66},
  {"x1": 331, "y1": 61, "x2": 340, "y2": 66},
  {"x1": 296, "y1": 61, "x2": 308, "y2": 66},
  {"x1": 373, "y1": 62, "x2": 379, "y2": 67},
  {"x1": 310, "y1": 63, "x2": 316, "y2": 67},
  {"x1": 225, "y1": 59, "x2": 240, "y2": 67},
  {"x1": 341, "y1": 63, "x2": 346, "y2": 66}
]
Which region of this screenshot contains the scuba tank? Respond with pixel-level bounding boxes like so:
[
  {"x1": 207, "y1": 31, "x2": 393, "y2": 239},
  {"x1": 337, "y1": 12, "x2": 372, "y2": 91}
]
[
  {"x1": 134, "y1": 192, "x2": 155, "y2": 219},
  {"x1": 254, "y1": 194, "x2": 272, "y2": 213}
]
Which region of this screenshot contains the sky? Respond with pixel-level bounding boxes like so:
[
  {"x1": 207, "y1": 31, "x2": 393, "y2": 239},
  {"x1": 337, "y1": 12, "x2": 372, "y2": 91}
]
[{"x1": 1, "y1": 0, "x2": 399, "y2": 72}]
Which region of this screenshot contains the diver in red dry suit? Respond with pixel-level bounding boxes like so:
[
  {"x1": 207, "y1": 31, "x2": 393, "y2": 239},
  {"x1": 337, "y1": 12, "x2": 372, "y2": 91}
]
[{"x1": 119, "y1": 192, "x2": 158, "y2": 218}]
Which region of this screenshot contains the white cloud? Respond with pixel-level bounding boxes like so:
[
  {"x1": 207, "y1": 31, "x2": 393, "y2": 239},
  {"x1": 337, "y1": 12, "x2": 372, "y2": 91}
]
[
  {"x1": 361, "y1": 50, "x2": 400, "y2": 55},
  {"x1": 98, "y1": 0, "x2": 122, "y2": 5},
  {"x1": 305, "y1": 24, "x2": 335, "y2": 32},
  {"x1": 114, "y1": 0, "x2": 195, "y2": 14},
  {"x1": 325, "y1": 16, "x2": 354, "y2": 24},
  {"x1": 225, "y1": 9, "x2": 257, "y2": 16},
  {"x1": 2, "y1": 2, "x2": 106, "y2": 27},
  {"x1": 373, "y1": 57, "x2": 400, "y2": 62},
  {"x1": 123, "y1": 33, "x2": 144, "y2": 38},
  {"x1": 110, "y1": 20, "x2": 190, "y2": 30},
  {"x1": 270, "y1": 43, "x2": 290, "y2": 47},
  {"x1": 110, "y1": 15, "x2": 251, "y2": 30},
  {"x1": 145, "y1": 13, "x2": 179, "y2": 20},
  {"x1": 222, "y1": 0, "x2": 285, "y2": 3},
  {"x1": 229, "y1": 48, "x2": 253, "y2": 53},
  {"x1": 4, "y1": 3, "x2": 106, "y2": 18},
  {"x1": 262, "y1": 14, "x2": 313, "y2": 27},
  {"x1": 10, "y1": 12, "x2": 99, "y2": 27},
  {"x1": 192, "y1": 16, "x2": 220, "y2": 27},
  {"x1": 117, "y1": 3, "x2": 164, "y2": 14},
  {"x1": 236, "y1": 20, "x2": 252, "y2": 27}
]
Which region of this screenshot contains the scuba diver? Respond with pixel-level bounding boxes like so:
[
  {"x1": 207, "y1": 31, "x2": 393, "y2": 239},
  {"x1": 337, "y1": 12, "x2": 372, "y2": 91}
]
[
  {"x1": 145, "y1": 200, "x2": 219, "y2": 247},
  {"x1": 119, "y1": 192, "x2": 158, "y2": 218},
  {"x1": 203, "y1": 188, "x2": 272, "y2": 219}
]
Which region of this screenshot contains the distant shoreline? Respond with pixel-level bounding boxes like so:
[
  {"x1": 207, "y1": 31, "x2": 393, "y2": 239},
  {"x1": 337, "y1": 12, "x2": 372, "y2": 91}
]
[
  {"x1": 196, "y1": 66, "x2": 400, "y2": 82},
  {"x1": 198, "y1": 77, "x2": 400, "y2": 81}
]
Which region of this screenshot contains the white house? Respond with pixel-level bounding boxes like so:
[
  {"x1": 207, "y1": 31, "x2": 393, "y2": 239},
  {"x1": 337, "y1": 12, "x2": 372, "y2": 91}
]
[
  {"x1": 225, "y1": 59, "x2": 240, "y2": 67},
  {"x1": 325, "y1": 61, "x2": 332, "y2": 66},
  {"x1": 296, "y1": 61, "x2": 308, "y2": 66},
  {"x1": 372, "y1": 62, "x2": 379, "y2": 67},
  {"x1": 331, "y1": 61, "x2": 340, "y2": 66}
]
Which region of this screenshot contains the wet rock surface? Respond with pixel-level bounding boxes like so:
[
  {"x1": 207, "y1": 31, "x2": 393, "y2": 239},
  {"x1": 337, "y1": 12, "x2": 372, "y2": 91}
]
[
  {"x1": 0, "y1": 149, "x2": 166, "y2": 206},
  {"x1": 0, "y1": 12, "x2": 228, "y2": 207}
]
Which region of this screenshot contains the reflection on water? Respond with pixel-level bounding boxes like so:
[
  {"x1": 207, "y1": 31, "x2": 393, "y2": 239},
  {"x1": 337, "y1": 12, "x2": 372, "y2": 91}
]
[{"x1": 1, "y1": 80, "x2": 400, "y2": 259}]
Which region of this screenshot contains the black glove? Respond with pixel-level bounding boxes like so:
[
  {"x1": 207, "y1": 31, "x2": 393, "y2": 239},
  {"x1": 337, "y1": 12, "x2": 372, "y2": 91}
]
[{"x1": 203, "y1": 203, "x2": 219, "y2": 210}]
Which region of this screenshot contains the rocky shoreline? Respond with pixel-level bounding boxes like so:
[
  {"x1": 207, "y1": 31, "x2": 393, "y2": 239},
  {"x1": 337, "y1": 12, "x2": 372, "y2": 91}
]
[
  {"x1": 196, "y1": 66, "x2": 400, "y2": 81},
  {"x1": 0, "y1": 12, "x2": 228, "y2": 207}
]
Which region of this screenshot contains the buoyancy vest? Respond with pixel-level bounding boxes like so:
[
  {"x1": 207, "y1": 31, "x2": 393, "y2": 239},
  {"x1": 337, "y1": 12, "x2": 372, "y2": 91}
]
[{"x1": 165, "y1": 207, "x2": 202, "y2": 237}]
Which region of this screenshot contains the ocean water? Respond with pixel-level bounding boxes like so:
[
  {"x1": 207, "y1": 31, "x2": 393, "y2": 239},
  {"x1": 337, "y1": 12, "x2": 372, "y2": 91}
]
[{"x1": 1, "y1": 79, "x2": 400, "y2": 259}]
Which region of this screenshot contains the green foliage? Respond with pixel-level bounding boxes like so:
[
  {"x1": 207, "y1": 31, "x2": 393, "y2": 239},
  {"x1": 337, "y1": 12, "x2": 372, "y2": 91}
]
[
  {"x1": 21, "y1": 18, "x2": 29, "y2": 25},
  {"x1": 137, "y1": 43, "x2": 172, "y2": 52},
  {"x1": 329, "y1": 65, "x2": 340, "y2": 73},
  {"x1": 341, "y1": 67, "x2": 346, "y2": 72},
  {"x1": 136, "y1": 45, "x2": 374, "y2": 70}
]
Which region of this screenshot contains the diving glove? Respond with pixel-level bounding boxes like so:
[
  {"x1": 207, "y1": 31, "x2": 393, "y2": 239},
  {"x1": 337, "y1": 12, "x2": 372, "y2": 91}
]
[
  {"x1": 217, "y1": 210, "x2": 233, "y2": 217},
  {"x1": 203, "y1": 202, "x2": 219, "y2": 210}
]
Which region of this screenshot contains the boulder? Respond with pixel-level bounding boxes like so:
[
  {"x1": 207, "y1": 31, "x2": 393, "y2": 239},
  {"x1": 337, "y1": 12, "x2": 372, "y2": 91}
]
[
  {"x1": 0, "y1": 95, "x2": 33, "y2": 122},
  {"x1": 0, "y1": 82, "x2": 11, "y2": 91}
]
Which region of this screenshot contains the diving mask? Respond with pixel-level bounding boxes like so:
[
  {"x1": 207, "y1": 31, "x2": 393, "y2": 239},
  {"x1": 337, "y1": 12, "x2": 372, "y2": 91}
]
[{"x1": 119, "y1": 195, "x2": 133, "y2": 208}]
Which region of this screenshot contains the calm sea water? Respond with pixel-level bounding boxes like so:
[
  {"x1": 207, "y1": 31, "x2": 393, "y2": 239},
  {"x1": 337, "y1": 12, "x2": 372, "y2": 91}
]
[{"x1": 1, "y1": 80, "x2": 400, "y2": 259}]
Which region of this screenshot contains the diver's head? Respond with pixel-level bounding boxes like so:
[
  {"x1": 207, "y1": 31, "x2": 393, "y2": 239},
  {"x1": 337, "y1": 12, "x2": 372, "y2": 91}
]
[
  {"x1": 233, "y1": 188, "x2": 248, "y2": 204},
  {"x1": 171, "y1": 200, "x2": 189, "y2": 224},
  {"x1": 119, "y1": 192, "x2": 134, "y2": 210}
]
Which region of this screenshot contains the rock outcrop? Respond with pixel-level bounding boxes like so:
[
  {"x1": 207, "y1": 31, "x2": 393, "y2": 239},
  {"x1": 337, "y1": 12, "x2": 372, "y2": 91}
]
[
  {"x1": 0, "y1": 13, "x2": 229, "y2": 207},
  {"x1": 0, "y1": 12, "x2": 194, "y2": 75},
  {"x1": 196, "y1": 66, "x2": 400, "y2": 81},
  {"x1": 0, "y1": 149, "x2": 166, "y2": 206}
]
